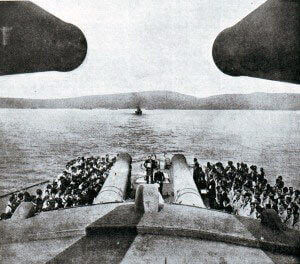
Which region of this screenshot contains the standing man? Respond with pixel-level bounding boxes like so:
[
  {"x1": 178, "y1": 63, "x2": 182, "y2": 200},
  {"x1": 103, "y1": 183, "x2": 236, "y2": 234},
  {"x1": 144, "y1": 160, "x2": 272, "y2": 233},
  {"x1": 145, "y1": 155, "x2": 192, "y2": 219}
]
[
  {"x1": 144, "y1": 156, "x2": 153, "y2": 184},
  {"x1": 193, "y1": 163, "x2": 201, "y2": 191},
  {"x1": 207, "y1": 175, "x2": 216, "y2": 209},
  {"x1": 154, "y1": 170, "x2": 165, "y2": 195},
  {"x1": 151, "y1": 154, "x2": 159, "y2": 171},
  {"x1": 164, "y1": 152, "x2": 171, "y2": 169}
]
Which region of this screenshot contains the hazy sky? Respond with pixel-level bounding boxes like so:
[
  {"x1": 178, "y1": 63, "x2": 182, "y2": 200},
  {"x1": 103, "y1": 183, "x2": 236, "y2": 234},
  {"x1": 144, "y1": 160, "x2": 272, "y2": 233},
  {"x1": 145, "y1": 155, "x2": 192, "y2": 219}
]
[{"x1": 0, "y1": 0, "x2": 299, "y2": 99}]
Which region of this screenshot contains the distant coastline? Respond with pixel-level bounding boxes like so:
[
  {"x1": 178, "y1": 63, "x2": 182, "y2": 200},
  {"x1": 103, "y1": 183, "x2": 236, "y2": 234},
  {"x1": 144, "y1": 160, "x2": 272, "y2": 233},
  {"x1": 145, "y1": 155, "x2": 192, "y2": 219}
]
[{"x1": 0, "y1": 91, "x2": 299, "y2": 110}]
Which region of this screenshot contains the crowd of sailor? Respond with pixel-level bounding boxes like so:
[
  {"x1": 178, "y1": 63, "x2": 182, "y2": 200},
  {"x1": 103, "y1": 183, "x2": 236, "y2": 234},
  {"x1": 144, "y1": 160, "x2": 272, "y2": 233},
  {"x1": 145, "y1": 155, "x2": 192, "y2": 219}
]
[
  {"x1": 1, "y1": 153, "x2": 299, "y2": 232},
  {"x1": 0, "y1": 155, "x2": 116, "y2": 220},
  {"x1": 193, "y1": 159, "x2": 300, "y2": 231}
]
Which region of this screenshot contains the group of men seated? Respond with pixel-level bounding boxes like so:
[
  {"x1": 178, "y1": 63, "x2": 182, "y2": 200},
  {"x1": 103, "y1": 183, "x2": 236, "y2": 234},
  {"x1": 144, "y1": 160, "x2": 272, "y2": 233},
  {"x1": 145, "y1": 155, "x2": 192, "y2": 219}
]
[
  {"x1": 0, "y1": 155, "x2": 116, "y2": 220},
  {"x1": 193, "y1": 159, "x2": 300, "y2": 230}
]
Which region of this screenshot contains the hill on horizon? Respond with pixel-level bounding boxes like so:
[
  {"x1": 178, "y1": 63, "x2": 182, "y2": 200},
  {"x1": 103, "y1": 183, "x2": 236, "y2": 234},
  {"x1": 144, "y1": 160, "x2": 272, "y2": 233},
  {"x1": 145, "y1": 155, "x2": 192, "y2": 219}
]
[{"x1": 0, "y1": 91, "x2": 299, "y2": 110}]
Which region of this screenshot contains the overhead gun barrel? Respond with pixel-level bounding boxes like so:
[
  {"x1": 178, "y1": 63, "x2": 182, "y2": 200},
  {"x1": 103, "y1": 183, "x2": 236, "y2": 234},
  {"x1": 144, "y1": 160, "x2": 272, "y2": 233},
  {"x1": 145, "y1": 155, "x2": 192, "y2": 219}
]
[
  {"x1": 212, "y1": 0, "x2": 300, "y2": 84},
  {"x1": 0, "y1": 1, "x2": 87, "y2": 75}
]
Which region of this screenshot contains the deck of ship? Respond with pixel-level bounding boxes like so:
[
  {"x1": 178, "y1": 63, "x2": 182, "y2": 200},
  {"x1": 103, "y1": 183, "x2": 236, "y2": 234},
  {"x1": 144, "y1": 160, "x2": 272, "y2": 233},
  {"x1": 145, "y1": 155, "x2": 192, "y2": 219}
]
[{"x1": 0, "y1": 153, "x2": 299, "y2": 263}]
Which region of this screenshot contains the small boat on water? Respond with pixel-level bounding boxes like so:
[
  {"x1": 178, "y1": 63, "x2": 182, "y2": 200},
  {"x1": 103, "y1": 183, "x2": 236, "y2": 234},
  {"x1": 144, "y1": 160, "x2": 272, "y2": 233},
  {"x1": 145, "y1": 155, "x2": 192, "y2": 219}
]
[{"x1": 135, "y1": 106, "x2": 142, "y2": 115}]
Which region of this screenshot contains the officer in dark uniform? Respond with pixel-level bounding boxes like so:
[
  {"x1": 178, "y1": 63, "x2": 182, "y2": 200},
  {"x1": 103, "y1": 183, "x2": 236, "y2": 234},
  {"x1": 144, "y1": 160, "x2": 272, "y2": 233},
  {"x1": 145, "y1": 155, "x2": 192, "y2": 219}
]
[
  {"x1": 154, "y1": 170, "x2": 165, "y2": 195},
  {"x1": 144, "y1": 156, "x2": 153, "y2": 184},
  {"x1": 193, "y1": 163, "x2": 201, "y2": 190}
]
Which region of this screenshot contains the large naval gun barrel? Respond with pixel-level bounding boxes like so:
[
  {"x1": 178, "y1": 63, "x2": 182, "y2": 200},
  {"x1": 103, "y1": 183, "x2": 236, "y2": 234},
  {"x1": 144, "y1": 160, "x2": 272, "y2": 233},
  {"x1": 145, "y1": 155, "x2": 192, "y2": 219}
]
[
  {"x1": 212, "y1": 0, "x2": 300, "y2": 84},
  {"x1": 93, "y1": 153, "x2": 132, "y2": 204},
  {"x1": 171, "y1": 154, "x2": 205, "y2": 208},
  {"x1": 0, "y1": 1, "x2": 87, "y2": 75}
]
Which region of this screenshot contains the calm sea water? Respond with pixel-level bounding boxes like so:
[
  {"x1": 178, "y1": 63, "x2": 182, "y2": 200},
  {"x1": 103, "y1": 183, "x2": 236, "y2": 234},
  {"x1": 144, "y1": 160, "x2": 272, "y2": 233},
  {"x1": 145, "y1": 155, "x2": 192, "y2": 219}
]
[{"x1": 0, "y1": 109, "x2": 299, "y2": 195}]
